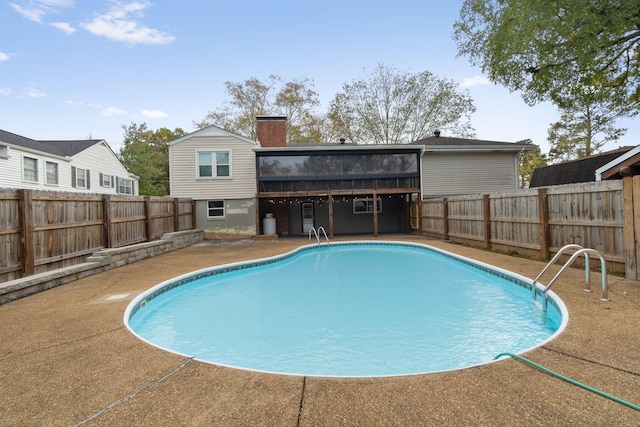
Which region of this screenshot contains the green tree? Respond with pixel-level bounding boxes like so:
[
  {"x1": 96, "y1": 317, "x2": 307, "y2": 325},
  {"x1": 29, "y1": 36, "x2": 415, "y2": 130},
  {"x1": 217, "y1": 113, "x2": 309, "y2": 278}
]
[
  {"x1": 195, "y1": 75, "x2": 323, "y2": 142},
  {"x1": 453, "y1": 1, "x2": 640, "y2": 111},
  {"x1": 327, "y1": 64, "x2": 476, "y2": 144},
  {"x1": 118, "y1": 123, "x2": 187, "y2": 196},
  {"x1": 517, "y1": 139, "x2": 547, "y2": 188},
  {"x1": 547, "y1": 88, "x2": 634, "y2": 162}
]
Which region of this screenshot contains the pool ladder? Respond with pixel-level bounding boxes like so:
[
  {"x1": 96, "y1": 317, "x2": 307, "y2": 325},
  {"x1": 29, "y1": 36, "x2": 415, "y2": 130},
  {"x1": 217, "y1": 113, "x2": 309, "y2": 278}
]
[
  {"x1": 532, "y1": 244, "x2": 609, "y2": 312},
  {"x1": 308, "y1": 226, "x2": 329, "y2": 245}
]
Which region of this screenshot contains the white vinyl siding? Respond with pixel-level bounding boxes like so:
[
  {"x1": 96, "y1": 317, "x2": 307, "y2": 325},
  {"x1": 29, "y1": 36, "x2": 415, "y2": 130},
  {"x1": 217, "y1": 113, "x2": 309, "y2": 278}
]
[
  {"x1": 0, "y1": 141, "x2": 137, "y2": 194},
  {"x1": 170, "y1": 135, "x2": 257, "y2": 199},
  {"x1": 0, "y1": 150, "x2": 68, "y2": 191},
  {"x1": 422, "y1": 152, "x2": 518, "y2": 197},
  {"x1": 70, "y1": 142, "x2": 138, "y2": 195}
]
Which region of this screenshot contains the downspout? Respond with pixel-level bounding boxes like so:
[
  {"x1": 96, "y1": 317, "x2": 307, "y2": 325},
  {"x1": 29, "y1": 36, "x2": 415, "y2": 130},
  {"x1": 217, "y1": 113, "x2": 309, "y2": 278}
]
[
  {"x1": 420, "y1": 146, "x2": 426, "y2": 198},
  {"x1": 516, "y1": 148, "x2": 525, "y2": 189}
]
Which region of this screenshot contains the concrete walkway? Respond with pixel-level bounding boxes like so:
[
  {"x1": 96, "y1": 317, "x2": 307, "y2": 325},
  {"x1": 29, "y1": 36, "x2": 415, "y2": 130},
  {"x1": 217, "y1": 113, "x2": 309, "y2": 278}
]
[{"x1": 1, "y1": 235, "x2": 639, "y2": 426}]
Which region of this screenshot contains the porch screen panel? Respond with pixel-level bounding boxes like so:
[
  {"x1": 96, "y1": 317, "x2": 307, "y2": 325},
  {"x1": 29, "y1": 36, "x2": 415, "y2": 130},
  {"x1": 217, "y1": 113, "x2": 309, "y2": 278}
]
[{"x1": 258, "y1": 153, "x2": 418, "y2": 180}]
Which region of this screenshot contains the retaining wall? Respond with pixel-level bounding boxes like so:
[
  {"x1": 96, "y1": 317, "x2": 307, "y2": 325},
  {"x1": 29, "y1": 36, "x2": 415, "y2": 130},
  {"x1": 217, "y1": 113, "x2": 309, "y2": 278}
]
[{"x1": 0, "y1": 229, "x2": 203, "y2": 304}]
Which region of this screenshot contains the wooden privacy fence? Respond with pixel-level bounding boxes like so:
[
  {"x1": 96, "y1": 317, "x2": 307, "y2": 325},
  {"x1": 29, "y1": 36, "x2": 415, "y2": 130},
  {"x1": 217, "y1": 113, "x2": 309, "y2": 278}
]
[
  {"x1": 0, "y1": 189, "x2": 196, "y2": 283},
  {"x1": 413, "y1": 177, "x2": 640, "y2": 280}
]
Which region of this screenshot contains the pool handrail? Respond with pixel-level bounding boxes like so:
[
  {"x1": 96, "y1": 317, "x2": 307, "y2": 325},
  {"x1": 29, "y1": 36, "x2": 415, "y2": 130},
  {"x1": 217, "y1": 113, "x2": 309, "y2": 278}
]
[
  {"x1": 308, "y1": 226, "x2": 329, "y2": 245},
  {"x1": 532, "y1": 244, "x2": 608, "y2": 309}
]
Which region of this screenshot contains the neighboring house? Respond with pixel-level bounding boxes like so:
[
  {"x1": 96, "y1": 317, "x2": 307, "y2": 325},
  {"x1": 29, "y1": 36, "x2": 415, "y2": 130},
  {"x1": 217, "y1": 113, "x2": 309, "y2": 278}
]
[
  {"x1": 168, "y1": 116, "x2": 535, "y2": 238},
  {"x1": 168, "y1": 124, "x2": 258, "y2": 237},
  {"x1": 595, "y1": 145, "x2": 640, "y2": 180},
  {"x1": 0, "y1": 129, "x2": 139, "y2": 195},
  {"x1": 530, "y1": 146, "x2": 636, "y2": 187}
]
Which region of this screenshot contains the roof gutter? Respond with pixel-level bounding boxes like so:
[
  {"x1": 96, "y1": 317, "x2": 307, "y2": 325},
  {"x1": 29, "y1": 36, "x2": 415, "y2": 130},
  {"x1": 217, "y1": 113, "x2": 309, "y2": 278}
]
[
  {"x1": 5, "y1": 143, "x2": 71, "y2": 161},
  {"x1": 254, "y1": 145, "x2": 422, "y2": 152},
  {"x1": 421, "y1": 144, "x2": 538, "y2": 152}
]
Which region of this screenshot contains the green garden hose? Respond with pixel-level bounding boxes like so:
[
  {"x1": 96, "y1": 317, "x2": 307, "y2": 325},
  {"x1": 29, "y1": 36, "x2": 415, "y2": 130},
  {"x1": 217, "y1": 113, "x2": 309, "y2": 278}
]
[{"x1": 494, "y1": 352, "x2": 640, "y2": 412}]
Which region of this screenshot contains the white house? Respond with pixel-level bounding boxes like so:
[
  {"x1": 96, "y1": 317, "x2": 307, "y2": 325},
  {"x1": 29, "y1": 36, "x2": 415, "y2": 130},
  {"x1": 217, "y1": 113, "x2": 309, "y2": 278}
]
[
  {"x1": 168, "y1": 124, "x2": 258, "y2": 237},
  {"x1": 0, "y1": 129, "x2": 138, "y2": 195},
  {"x1": 168, "y1": 116, "x2": 536, "y2": 238}
]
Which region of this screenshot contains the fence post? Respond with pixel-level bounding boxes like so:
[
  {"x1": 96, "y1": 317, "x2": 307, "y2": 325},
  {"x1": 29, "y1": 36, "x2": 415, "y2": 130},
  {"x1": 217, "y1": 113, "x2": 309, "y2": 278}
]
[
  {"x1": 17, "y1": 189, "x2": 34, "y2": 276},
  {"x1": 442, "y1": 198, "x2": 449, "y2": 240},
  {"x1": 103, "y1": 194, "x2": 112, "y2": 248},
  {"x1": 191, "y1": 200, "x2": 197, "y2": 230},
  {"x1": 483, "y1": 194, "x2": 491, "y2": 249},
  {"x1": 173, "y1": 198, "x2": 180, "y2": 232},
  {"x1": 144, "y1": 196, "x2": 152, "y2": 241},
  {"x1": 538, "y1": 188, "x2": 550, "y2": 259},
  {"x1": 372, "y1": 192, "x2": 379, "y2": 237},
  {"x1": 622, "y1": 177, "x2": 639, "y2": 280},
  {"x1": 418, "y1": 199, "x2": 423, "y2": 234}
]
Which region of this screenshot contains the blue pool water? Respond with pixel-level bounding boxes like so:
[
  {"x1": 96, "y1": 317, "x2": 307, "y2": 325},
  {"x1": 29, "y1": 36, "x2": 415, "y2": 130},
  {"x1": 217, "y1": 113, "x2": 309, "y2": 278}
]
[{"x1": 125, "y1": 242, "x2": 566, "y2": 377}]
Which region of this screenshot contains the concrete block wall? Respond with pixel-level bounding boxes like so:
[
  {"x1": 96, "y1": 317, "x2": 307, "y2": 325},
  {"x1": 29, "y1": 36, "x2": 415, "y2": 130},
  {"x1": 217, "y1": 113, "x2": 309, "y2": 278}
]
[{"x1": 0, "y1": 230, "x2": 203, "y2": 304}]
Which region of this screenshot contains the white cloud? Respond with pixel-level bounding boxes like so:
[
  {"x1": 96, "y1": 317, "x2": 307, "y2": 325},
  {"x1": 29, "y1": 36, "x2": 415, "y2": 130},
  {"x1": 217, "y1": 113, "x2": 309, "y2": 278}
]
[
  {"x1": 50, "y1": 22, "x2": 76, "y2": 34},
  {"x1": 64, "y1": 99, "x2": 103, "y2": 109},
  {"x1": 10, "y1": 0, "x2": 75, "y2": 23},
  {"x1": 0, "y1": 88, "x2": 11, "y2": 96},
  {"x1": 43, "y1": 0, "x2": 75, "y2": 6},
  {"x1": 10, "y1": 3, "x2": 46, "y2": 22},
  {"x1": 0, "y1": 52, "x2": 10, "y2": 62},
  {"x1": 27, "y1": 86, "x2": 46, "y2": 98},
  {"x1": 141, "y1": 109, "x2": 168, "y2": 119},
  {"x1": 460, "y1": 76, "x2": 490, "y2": 88},
  {"x1": 102, "y1": 106, "x2": 127, "y2": 116},
  {"x1": 82, "y1": 1, "x2": 175, "y2": 45}
]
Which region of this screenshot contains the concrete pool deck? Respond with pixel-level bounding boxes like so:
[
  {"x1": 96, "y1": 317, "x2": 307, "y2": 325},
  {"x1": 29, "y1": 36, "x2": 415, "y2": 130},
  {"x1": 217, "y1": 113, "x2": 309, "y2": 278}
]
[{"x1": 1, "y1": 235, "x2": 639, "y2": 426}]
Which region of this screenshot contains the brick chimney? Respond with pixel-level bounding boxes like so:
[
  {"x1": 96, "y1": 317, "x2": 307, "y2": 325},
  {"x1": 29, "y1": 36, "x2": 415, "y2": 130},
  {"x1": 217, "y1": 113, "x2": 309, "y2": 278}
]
[{"x1": 256, "y1": 115, "x2": 287, "y2": 147}]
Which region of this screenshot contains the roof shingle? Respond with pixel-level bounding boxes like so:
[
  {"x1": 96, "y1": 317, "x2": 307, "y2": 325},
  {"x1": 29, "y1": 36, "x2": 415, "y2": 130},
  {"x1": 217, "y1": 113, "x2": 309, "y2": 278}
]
[{"x1": 0, "y1": 129, "x2": 102, "y2": 157}]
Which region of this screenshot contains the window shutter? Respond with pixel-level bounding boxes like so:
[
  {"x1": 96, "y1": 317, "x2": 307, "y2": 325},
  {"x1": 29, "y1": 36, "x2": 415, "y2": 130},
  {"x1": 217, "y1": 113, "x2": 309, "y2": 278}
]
[
  {"x1": 71, "y1": 167, "x2": 76, "y2": 188},
  {"x1": 86, "y1": 170, "x2": 90, "y2": 189},
  {"x1": 99, "y1": 173, "x2": 103, "y2": 186}
]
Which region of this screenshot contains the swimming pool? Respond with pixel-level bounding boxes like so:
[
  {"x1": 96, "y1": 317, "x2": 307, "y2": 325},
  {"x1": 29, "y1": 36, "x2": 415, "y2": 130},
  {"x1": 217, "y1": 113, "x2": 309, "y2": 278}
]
[{"x1": 125, "y1": 241, "x2": 567, "y2": 377}]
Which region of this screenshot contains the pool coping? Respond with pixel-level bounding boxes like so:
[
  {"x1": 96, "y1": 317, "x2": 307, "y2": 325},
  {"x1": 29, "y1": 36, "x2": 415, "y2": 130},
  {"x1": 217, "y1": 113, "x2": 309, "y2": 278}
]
[{"x1": 124, "y1": 240, "x2": 569, "y2": 378}]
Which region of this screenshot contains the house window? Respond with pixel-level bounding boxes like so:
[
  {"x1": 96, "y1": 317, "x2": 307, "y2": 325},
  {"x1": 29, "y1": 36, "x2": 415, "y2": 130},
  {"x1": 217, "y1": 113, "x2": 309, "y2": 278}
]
[
  {"x1": 72, "y1": 167, "x2": 89, "y2": 189},
  {"x1": 23, "y1": 157, "x2": 38, "y2": 182},
  {"x1": 100, "y1": 173, "x2": 113, "y2": 187},
  {"x1": 197, "y1": 151, "x2": 231, "y2": 178},
  {"x1": 0, "y1": 144, "x2": 7, "y2": 157},
  {"x1": 45, "y1": 161, "x2": 59, "y2": 185},
  {"x1": 207, "y1": 200, "x2": 225, "y2": 218},
  {"x1": 353, "y1": 197, "x2": 382, "y2": 214},
  {"x1": 117, "y1": 177, "x2": 133, "y2": 195}
]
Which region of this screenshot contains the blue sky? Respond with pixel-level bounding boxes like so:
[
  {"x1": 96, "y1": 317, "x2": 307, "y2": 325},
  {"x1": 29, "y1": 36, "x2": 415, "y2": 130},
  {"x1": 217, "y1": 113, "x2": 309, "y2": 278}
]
[{"x1": 1, "y1": 0, "x2": 638, "y2": 154}]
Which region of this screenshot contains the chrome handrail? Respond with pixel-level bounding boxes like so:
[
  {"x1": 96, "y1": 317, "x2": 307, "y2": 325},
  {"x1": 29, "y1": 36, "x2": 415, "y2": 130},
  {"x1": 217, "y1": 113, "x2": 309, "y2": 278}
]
[
  {"x1": 532, "y1": 244, "x2": 609, "y2": 312},
  {"x1": 308, "y1": 227, "x2": 329, "y2": 245},
  {"x1": 542, "y1": 248, "x2": 608, "y2": 301},
  {"x1": 532, "y1": 244, "x2": 585, "y2": 296},
  {"x1": 316, "y1": 226, "x2": 329, "y2": 244}
]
